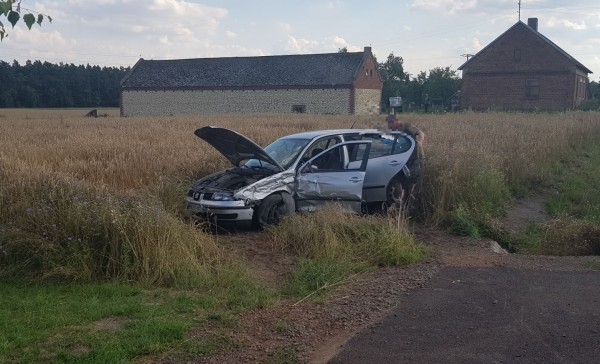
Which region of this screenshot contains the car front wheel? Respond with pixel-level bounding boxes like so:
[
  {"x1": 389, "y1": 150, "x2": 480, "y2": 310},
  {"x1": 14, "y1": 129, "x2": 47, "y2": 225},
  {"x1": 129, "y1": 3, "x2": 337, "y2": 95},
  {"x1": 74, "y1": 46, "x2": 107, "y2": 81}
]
[{"x1": 255, "y1": 193, "x2": 288, "y2": 229}]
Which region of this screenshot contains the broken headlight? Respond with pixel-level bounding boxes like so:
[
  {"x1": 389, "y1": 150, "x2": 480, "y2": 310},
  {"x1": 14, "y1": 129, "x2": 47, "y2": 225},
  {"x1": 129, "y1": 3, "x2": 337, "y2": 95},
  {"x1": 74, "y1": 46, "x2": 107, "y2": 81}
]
[{"x1": 211, "y1": 192, "x2": 235, "y2": 201}]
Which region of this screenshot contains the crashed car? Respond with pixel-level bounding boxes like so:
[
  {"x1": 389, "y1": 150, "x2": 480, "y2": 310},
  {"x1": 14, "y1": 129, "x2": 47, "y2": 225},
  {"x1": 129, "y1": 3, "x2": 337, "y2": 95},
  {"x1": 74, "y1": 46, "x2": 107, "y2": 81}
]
[{"x1": 186, "y1": 126, "x2": 416, "y2": 228}]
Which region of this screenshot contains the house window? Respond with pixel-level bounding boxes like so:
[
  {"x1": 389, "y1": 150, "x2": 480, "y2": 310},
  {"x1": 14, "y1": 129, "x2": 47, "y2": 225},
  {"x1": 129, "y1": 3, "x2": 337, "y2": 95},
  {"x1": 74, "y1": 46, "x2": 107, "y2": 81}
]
[
  {"x1": 292, "y1": 105, "x2": 306, "y2": 113},
  {"x1": 513, "y1": 49, "x2": 522, "y2": 62},
  {"x1": 525, "y1": 79, "x2": 540, "y2": 99}
]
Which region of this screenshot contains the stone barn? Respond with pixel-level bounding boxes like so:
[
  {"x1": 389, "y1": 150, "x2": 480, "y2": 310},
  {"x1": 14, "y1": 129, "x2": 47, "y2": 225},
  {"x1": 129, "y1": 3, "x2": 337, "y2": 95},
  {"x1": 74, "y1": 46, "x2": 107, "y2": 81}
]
[
  {"x1": 120, "y1": 46, "x2": 382, "y2": 116},
  {"x1": 458, "y1": 18, "x2": 593, "y2": 111}
]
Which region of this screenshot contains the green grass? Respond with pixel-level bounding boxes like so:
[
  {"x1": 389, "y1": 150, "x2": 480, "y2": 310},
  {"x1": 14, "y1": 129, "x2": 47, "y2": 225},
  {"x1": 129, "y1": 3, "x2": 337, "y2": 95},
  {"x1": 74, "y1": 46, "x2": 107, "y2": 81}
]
[
  {"x1": 283, "y1": 259, "x2": 367, "y2": 299},
  {"x1": 546, "y1": 147, "x2": 600, "y2": 224},
  {"x1": 0, "y1": 271, "x2": 272, "y2": 363},
  {"x1": 0, "y1": 282, "x2": 189, "y2": 363},
  {"x1": 495, "y1": 144, "x2": 600, "y2": 256}
]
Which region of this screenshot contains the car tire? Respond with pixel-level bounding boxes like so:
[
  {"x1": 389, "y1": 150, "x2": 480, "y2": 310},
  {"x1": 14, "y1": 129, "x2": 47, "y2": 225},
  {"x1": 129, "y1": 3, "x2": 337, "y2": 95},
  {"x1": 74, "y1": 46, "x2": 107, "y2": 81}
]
[{"x1": 255, "y1": 193, "x2": 287, "y2": 229}]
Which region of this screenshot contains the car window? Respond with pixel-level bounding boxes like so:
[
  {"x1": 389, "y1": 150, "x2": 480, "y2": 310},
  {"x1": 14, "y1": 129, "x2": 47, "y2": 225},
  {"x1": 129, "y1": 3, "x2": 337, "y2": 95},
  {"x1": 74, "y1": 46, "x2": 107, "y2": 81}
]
[
  {"x1": 392, "y1": 135, "x2": 412, "y2": 155},
  {"x1": 244, "y1": 138, "x2": 310, "y2": 169},
  {"x1": 347, "y1": 134, "x2": 412, "y2": 161},
  {"x1": 298, "y1": 136, "x2": 340, "y2": 165},
  {"x1": 346, "y1": 142, "x2": 369, "y2": 164}
]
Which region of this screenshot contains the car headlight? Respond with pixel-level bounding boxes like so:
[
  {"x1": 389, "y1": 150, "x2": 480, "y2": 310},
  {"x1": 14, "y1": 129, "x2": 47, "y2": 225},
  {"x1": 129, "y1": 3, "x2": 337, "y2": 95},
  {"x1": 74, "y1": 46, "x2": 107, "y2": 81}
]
[{"x1": 212, "y1": 192, "x2": 235, "y2": 201}]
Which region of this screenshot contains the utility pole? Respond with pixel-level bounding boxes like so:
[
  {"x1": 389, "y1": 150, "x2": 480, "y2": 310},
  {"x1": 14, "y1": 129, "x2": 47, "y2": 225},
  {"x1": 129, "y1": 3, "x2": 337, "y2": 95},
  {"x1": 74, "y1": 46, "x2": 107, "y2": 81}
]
[{"x1": 461, "y1": 54, "x2": 474, "y2": 61}]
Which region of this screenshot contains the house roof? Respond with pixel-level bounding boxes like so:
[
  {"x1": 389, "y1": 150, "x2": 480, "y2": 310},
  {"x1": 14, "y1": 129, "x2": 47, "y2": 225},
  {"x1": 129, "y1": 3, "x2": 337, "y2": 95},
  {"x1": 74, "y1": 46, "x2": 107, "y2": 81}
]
[
  {"x1": 121, "y1": 51, "x2": 368, "y2": 89},
  {"x1": 458, "y1": 21, "x2": 592, "y2": 74}
]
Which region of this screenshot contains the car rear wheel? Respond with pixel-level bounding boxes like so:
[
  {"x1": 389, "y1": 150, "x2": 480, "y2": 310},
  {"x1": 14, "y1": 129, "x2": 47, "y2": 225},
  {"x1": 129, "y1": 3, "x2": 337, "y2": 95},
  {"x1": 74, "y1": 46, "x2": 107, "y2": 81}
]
[{"x1": 386, "y1": 178, "x2": 406, "y2": 210}]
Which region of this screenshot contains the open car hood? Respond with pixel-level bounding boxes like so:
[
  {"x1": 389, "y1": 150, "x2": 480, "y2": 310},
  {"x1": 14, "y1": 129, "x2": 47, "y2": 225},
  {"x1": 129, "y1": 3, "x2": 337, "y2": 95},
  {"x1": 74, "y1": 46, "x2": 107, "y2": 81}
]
[{"x1": 194, "y1": 126, "x2": 284, "y2": 171}]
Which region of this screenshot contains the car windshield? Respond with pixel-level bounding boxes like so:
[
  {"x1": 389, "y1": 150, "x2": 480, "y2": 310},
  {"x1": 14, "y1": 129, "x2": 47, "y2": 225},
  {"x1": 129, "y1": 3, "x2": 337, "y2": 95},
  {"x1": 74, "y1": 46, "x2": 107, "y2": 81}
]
[{"x1": 244, "y1": 138, "x2": 311, "y2": 170}]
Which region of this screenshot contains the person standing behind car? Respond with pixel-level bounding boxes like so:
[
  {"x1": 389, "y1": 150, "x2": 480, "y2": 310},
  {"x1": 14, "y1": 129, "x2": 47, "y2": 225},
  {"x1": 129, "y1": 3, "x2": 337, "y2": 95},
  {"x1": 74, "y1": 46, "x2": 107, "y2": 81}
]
[{"x1": 386, "y1": 115, "x2": 425, "y2": 212}]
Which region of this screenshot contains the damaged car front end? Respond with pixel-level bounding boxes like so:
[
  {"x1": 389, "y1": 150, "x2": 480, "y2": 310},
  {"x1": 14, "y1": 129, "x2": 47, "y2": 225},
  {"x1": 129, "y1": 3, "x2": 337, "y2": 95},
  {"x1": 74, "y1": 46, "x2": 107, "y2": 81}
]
[{"x1": 186, "y1": 127, "x2": 310, "y2": 226}]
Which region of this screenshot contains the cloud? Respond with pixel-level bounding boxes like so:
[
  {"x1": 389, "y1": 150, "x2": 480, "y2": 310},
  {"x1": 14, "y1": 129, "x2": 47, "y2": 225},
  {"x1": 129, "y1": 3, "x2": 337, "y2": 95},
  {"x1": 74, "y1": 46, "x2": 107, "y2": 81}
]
[
  {"x1": 282, "y1": 35, "x2": 360, "y2": 54},
  {"x1": 410, "y1": 0, "x2": 477, "y2": 15},
  {"x1": 225, "y1": 30, "x2": 237, "y2": 38},
  {"x1": 410, "y1": 0, "x2": 523, "y2": 15},
  {"x1": 277, "y1": 22, "x2": 292, "y2": 33},
  {"x1": 546, "y1": 17, "x2": 587, "y2": 30},
  {"x1": 4, "y1": 0, "x2": 230, "y2": 65}
]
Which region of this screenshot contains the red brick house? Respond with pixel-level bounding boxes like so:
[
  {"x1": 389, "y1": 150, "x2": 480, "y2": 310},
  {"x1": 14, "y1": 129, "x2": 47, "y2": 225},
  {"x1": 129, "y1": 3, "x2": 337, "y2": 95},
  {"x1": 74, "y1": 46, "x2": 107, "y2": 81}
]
[
  {"x1": 458, "y1": 18, "x2": 593, "y2": 111},
  {"x1": 120, "y1": 47, "x2": 382, "y2": 116}
]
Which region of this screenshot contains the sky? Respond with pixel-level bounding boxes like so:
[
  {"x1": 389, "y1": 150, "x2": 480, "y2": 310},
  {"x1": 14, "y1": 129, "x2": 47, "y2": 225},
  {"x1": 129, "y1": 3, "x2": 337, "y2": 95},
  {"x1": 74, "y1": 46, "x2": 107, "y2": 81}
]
[{"x1": 1, "y1": 0, "x2": 599, "y2": 80}]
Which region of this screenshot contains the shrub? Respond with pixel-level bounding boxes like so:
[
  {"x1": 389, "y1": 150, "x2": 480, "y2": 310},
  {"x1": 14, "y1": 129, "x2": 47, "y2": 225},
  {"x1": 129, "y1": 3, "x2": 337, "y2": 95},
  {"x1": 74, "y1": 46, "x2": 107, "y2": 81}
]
[{"x1": 535, "y1": 217, "x2": 600, "y2": 256}]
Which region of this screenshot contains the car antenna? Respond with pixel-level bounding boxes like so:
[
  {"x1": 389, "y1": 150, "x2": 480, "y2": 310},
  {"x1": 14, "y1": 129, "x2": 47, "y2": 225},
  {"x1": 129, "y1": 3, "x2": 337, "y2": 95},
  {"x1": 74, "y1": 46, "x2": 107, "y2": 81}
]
[{"x1": 349, "y1": 116, "x2": 359, "y2": 129}]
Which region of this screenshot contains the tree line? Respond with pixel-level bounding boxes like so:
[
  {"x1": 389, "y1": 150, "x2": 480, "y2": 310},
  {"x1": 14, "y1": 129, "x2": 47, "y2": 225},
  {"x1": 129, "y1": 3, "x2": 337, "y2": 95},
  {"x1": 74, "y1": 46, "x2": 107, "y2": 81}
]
[
  {"x1": 0, "y1": 60, "x2": 130, "y2": 108},
  {"x1": 378, "y1": 52, "x2": 462, "y2": 112}
]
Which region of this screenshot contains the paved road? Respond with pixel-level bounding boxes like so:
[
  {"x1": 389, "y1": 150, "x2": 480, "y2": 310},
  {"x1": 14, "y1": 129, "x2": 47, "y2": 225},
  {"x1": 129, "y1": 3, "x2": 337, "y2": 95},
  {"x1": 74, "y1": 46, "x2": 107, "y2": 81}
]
[{"x1": 331, "y1": 267, "x2": 600, "y2": 364}]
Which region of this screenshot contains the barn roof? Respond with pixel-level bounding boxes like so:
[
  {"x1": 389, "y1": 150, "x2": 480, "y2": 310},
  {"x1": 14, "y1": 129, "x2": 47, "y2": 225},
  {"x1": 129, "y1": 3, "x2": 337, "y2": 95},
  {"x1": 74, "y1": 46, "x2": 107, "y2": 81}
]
[
  {"x1": 121, "y1": 51, "x2": 368, "y2": 89},
  {"x1": 458, "y1": 20, "x2": 592, "y2": 74}
]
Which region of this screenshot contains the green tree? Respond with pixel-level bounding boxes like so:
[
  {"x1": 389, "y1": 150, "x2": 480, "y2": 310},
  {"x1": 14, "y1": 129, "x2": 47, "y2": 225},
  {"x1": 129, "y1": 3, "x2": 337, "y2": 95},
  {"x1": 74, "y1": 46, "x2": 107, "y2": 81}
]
[
  {"x1": 0, "y1": 59, "x2": 129, "y2": 108},
  {"x1": 379, "y1": 53, "x2": 407, "y2": 112},
  {"x1": 589, "y1": 80, "x2": 599, "y2": 99},
  {"x1": 0, "y1": 0, "x2": 51, "y2": 41},
  {"x1": 421, "y1": 66, "x2": 461, "y2": 102}
]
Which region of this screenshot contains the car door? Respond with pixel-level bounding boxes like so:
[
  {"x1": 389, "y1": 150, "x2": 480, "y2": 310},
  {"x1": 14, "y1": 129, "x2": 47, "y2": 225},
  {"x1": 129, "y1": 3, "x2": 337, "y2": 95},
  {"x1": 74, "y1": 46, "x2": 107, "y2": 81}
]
[
  {"x1": 295, "y1": 141, "x2": 371, "y2": 214},
  {"x1": 347, "y1": 134, "x2": 415, "y2": 202}
]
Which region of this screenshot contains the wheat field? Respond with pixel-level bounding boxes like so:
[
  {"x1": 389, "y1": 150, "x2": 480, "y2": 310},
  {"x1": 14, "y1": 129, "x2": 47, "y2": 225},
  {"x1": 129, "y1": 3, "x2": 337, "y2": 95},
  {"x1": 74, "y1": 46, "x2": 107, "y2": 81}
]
[
  {"x1": 1, "y1": 108, "x2": 600, "y2": 283},
  {"x1": 2, "y1": 108, "x2": 599, "y2": 194}
]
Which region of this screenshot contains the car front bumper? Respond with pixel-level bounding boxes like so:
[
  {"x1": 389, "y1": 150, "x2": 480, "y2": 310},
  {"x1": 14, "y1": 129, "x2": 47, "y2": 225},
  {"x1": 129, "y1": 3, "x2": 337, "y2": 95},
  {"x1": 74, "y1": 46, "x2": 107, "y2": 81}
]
[{"x1": 186, "y1": 197, "x2": 254, "y2": 223}]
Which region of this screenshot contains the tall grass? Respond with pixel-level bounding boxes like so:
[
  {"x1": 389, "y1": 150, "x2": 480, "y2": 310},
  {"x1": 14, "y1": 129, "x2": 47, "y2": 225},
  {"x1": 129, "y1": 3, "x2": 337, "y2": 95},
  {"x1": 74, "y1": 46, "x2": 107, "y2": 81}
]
[
  {"x1": 2, "y1": 109, "x2": 600, "y2": 279},
  {"x1": 267, "y1": 207, "x2": 426, "y2": 297},
  {"x1": 0, "y1": 160, "x2": 223, "y2": 286}
]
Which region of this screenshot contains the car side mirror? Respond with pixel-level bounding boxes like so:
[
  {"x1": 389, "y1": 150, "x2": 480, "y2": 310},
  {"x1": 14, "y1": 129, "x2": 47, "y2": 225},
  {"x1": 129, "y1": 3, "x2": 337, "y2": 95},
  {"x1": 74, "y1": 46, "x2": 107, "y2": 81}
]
[{"x1": 299, "y1": 162, "x2": 316, "y2": 174}]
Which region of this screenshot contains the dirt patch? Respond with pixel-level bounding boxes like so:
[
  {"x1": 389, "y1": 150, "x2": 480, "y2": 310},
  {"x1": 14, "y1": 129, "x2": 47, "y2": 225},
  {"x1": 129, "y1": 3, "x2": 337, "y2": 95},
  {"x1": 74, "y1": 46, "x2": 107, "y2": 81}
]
[
  {"x1": 92, "y1": 316, "x2": 126, "y2": 332},
  {"x1": 68, "y1": 344, "x2": 92, "y2": 356},
  {"x1": 219, "y1": 230, "x2": 295, "y2": 290},
  {"x1": 499, "y1": 190, "x2": 554, "y2": 233}
]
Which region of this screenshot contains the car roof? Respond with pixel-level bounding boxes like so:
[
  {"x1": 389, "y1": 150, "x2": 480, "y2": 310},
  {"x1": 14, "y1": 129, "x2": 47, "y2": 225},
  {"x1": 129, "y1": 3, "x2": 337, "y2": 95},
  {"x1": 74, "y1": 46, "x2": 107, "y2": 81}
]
[{"x1": 278, "y1": 129, "x2": 383, "y2": 140}]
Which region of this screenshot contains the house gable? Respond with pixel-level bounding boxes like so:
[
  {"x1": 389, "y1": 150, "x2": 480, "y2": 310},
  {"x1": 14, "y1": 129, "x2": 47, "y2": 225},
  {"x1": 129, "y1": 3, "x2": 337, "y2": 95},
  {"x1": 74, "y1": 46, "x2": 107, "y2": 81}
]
[
  {"x1": 459, "y1": 21, "x2": 592, "y2": 75},
  {"x1": 458, "y1": 19, "x2": 592, "y2": 111}
]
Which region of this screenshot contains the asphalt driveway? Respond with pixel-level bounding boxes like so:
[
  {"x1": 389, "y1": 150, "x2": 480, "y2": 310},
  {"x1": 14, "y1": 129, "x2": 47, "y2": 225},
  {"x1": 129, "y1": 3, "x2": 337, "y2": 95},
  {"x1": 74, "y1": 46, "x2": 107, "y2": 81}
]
[{"x1": 331, "y1": 267, "x2": 600, "y2": 364}]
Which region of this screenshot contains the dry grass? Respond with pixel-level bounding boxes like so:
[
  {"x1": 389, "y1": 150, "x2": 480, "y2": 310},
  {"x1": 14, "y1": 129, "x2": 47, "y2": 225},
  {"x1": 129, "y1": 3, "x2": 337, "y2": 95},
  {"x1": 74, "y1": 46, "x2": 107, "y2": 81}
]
[
  {"x1": 2, "y1": 109, "x2": 598, "y2": 195},
  {"x1": 2, "y1": 109, "x2": 600, "y2": 280}
]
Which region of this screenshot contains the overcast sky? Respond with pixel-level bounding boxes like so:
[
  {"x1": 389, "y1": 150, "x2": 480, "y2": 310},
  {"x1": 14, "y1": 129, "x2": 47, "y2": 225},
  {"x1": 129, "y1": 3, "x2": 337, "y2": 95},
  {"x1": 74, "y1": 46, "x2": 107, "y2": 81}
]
[{"x1": 1, "y1": 0, "x2": 599, "y2": 80}]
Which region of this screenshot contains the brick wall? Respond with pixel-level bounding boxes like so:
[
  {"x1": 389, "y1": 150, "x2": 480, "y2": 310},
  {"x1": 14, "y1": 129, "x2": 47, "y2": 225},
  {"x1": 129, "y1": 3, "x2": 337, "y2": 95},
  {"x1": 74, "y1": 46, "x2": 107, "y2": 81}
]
[
  {"x1": 121, "y1": 88, "x2": 352, "y2": 116},
  {"x1": 460, "y1": 24, "x2": 585, "y2": 111},
  {"x1": 461, "y1": 73, "x2": 575, "y2": 111}
]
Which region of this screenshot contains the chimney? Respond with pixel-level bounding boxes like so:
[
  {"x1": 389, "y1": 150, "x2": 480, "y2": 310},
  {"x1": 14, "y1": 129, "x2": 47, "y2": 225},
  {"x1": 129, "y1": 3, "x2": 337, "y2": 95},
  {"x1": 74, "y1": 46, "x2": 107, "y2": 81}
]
[
  {"x1": 364, "y1": 46, "x2": 372, "y2": 54},
  {"x1": 528, "y1": 18, "x2": 538, "y2": 32}
]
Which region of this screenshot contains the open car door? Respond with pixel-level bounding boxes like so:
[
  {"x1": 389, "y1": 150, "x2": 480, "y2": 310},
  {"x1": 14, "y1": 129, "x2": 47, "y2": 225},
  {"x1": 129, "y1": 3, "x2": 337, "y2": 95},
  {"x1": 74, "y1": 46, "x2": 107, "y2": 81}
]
[{"x1": 295, "y1": 140, "x2": 371, "y2": 214}]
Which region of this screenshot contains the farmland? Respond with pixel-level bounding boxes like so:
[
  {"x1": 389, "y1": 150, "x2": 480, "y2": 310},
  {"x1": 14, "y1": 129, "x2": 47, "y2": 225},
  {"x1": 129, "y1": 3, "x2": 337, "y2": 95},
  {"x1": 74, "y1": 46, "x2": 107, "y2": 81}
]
[{"x1": 1, "y1": 109, "x2": 600, "y2": 362}]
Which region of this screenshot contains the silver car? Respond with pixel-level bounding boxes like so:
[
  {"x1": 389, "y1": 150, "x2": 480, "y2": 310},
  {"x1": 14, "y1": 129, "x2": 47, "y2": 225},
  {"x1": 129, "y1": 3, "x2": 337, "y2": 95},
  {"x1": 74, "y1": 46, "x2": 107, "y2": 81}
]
[{"x1": 186, "y1": 127, "x2": 416, "y2": 228}]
